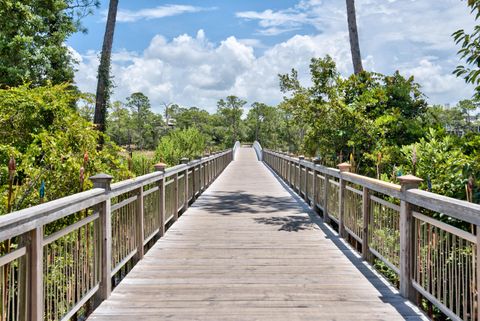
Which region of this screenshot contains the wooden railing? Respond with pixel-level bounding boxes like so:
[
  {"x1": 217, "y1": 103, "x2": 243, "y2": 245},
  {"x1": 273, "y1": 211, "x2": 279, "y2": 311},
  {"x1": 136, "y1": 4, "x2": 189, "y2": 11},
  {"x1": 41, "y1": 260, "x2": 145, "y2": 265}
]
[
  {"x1": 0, "y1": 149, "x2": 234, "y2": 321},
  {"x1": 263, "y1": 148, "x2": 480, "y2": 321}
]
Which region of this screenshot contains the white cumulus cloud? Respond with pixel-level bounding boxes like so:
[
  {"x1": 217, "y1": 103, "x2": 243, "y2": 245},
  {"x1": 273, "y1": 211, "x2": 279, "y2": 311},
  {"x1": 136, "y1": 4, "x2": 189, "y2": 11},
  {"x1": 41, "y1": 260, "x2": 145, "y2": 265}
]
[
  {"x1": 75, "y1": 0, "x2": 477, "y2": 114},
  {"x1": 112, "y1": 4, "x2": 216, "y2": 23},
  {"x1": 74, "y1": 30, "x2": 350, "y2": 113}
]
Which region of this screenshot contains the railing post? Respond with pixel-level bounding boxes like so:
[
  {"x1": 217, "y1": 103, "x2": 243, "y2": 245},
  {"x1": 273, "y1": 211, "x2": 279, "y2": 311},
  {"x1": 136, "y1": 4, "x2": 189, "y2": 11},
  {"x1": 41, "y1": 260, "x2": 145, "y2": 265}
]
[
  {"x1": 204, "y1": 155, "x2": 209, "y2": 187},
  {"x1": 191, "y1": 160, "x2": 197, "y2": 200},
  {"x1": 173, "y1": 172, "x2": 179, "y2": 221},
  {"x1": 27, "y1": 226, "x2": 43, "y2": 321},
  {"x1": 285, "y1": 159, "x2": 292, "y2": 188},
  {"x1": 362, "y1": 186, "x2": 370, "y2": 261},
  {"x1": 135, "y1": 186, "x2": 144, "y2": 260},
  {"x1": 181, "y1": 158, "x2": 189, "y2": 211},
  {"x1": 299, "y1": 156, "x2": 305, "y2": 199},
  {"x1": 398, "y1": 174, "x2": 423, "y2": 302},
  {"x1": 203, "y1": 157, "x2": 207, "y2": 189},
  {"x1": 197, "y1": 156, "x2": 203, "y2": 193},
  {"x1": 154, "y1": 163, "x2": 166, "y2": 237},
  {"x1": 90, "y1": 173, "x2": 113, "y2": 302},
  {"x1": 296, "y1": 157, "x2": 301, "y2": 192},
  {"x1": 312, "y1": 158, "x2": 321, "y2": 211},
  {"x1": 280, "y1": 155, "x2": 284, "y2": 178},
  {"x1": 337, "y1": 163, "x2": 350, "y2": 237},
  {"x1": 300, "y1": 156, "x2": 308, "y2": 203},
  {"x1": 338, "y1": 163, "x2": 351, "y2": 238},
  {"x1": 207, "y1": 158, "x2": 211, "y2": 185},
  {"x1": 323, "y1": 174, "x2": 330, "y2": 223},
  {"x1": 199, "y1": 157, "x2": 205, "y2": 192},
  {"x1": 209, "y1": 157, "x2": 213, "y2": 184},
  {"x1": 213, "y1": 155, "x2": 217, "y2": 178}
]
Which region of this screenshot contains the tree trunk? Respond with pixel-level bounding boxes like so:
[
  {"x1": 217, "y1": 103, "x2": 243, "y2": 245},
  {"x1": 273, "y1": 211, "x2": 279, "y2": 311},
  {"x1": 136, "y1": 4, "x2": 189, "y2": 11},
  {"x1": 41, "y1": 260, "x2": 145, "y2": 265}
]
[
  {"x1": 94, "y1": 0, "x2": 119, "y2": 144},
  {"x1": 346, "y1": 0, "x2": 363, "y2": 74}
]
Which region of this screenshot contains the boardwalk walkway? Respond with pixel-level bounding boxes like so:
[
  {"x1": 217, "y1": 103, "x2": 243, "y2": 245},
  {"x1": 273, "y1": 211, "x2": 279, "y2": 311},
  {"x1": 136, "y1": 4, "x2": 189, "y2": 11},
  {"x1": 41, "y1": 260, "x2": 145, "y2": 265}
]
[{"x1": 88, "y1": 147, "x2": 426, "y2": 320}]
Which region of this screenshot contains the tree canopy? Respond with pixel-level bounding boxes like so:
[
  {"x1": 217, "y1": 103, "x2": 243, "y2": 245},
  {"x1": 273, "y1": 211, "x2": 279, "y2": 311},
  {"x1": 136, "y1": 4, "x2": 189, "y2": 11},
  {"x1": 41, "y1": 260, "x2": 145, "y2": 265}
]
[{"x1": 0, "y1": 0, "x2": 99, "y2": 88}]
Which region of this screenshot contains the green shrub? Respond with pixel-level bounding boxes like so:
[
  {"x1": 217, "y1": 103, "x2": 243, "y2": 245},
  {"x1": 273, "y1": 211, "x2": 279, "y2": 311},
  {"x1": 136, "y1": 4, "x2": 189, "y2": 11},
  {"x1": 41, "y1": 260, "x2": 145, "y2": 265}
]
[
  {"x1": 131, "y1": 151, "x2": 156, "y2": 176},
  {"x1": 0, "y1": 84, "x2": 131, "y2": 214},
  {"x1": 155, "y1": 128, "x2": 207, "y2": 166}
]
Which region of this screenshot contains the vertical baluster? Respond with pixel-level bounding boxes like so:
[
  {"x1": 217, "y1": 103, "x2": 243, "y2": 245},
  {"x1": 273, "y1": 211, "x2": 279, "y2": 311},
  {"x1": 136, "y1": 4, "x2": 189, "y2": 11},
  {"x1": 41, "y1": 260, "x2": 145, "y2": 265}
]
[
  {"x1": 398, "y1": 175, "x2": 423, "y2": 301},
  {"x1": 90, "y1": 174, "x2": 113, "y2": 303}
]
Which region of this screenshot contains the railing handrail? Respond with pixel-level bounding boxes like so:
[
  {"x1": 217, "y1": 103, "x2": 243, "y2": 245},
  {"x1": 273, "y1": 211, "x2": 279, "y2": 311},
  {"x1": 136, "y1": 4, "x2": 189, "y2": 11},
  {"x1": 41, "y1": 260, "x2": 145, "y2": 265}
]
[
  {"x1": 263, "y1": 148, "x2": 480, "y2": 321},
  {"x1": 264, "y1": 149, "x2": 480, "y2": 225},
  {"x1": 253, "y1": 141, "x2": 263, "y2": 161},
  {"x1": 0, "y1": 149, "x2": 232, "y2": 243},
  {"x1": 0, "y1": 188, "x2": 106, "y2": 242},
  {"x1": 232, "y1": 141, "x2": 241, "y2": 160}
]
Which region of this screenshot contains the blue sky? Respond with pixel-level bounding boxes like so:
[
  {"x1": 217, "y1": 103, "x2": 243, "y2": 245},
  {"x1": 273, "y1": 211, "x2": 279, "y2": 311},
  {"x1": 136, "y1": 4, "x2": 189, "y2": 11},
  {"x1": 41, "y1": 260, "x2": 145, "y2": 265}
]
[
  {"x1": 69, "y1": 1, "x2": 306, "y2": 52},
  {"x1": 68, "y1": 0, "x2": 477, "y2": 113}
]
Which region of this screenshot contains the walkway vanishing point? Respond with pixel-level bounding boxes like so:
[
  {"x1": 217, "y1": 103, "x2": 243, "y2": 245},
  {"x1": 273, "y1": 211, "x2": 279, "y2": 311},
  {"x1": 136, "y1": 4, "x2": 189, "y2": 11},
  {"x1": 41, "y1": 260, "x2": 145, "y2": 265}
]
[{"x1": 88, "y1": 147, "x2": 426, "y2": 321}]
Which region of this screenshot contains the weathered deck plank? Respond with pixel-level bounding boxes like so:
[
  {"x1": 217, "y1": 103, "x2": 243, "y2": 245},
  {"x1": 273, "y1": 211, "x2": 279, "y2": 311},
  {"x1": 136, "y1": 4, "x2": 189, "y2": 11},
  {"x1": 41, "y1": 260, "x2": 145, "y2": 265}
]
[{"x1": 88, "y1": 148, "x2": 426, "y2": 321}]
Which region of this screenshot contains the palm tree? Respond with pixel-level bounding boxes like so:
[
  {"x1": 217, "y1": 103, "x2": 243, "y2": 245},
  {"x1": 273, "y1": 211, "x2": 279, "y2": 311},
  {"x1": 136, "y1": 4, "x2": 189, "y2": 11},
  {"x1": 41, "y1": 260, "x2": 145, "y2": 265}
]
[
  {"x1": 94, "y1": 0, "x2": 119, "y2": 145},
  {"x1": 346, "y1": 0, "x2": 363, "y2": 74}
]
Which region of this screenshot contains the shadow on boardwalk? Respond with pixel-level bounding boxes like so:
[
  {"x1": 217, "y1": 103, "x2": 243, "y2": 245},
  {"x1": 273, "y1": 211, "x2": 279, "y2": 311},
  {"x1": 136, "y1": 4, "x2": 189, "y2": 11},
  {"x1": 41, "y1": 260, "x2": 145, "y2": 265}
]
[
  {"x1": 260, "y1": 163, "x2": 426, "y2": 320},
  {"x1": 193, "y1": 191, "x2": 316, "y2": 232}
]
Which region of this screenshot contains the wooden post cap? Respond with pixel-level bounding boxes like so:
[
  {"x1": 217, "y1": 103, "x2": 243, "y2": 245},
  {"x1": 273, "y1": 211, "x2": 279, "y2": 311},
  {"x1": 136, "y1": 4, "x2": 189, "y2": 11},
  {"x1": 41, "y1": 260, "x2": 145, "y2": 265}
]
[
  {"x1": 180, "y1": 158, "x2": 189, "y2": 164},
  {"x1": 298, "y1": 155, "x2": 305, "y2": 160},
  {"x1": 337, "y1": 162, "x2": 351, "y2": 173},
  {"x1": 154, "y1": 163, "x2": 167, "y2": 172},
  {"x1": 398, "y1": 175, "x2": 423, "y2": 191},
  {"x1": 89, "y1": 173, "x2": 113, "y2": 190},
  {"x1": 313, "y1": 157, "x2": 321, "y2": 164}
]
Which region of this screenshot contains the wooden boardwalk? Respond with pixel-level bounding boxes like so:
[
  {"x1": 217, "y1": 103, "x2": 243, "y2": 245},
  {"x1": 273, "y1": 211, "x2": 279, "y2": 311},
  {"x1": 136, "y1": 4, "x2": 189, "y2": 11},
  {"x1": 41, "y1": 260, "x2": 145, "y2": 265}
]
[{"x1": 88, "y1": 147, "x2": 426, "y2": 321}]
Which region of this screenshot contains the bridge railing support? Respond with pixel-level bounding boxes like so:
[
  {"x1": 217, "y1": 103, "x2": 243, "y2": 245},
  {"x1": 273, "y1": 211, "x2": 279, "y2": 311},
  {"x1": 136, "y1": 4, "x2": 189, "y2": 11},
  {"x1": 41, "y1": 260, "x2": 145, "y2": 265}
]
[
  {"x1": 398, "y1": 175, "x2": 423, "y2": 302},
  {"x1": 0, "y1": 148, "x2": 234, "y2": 321},
  {"x1": 263, "y1": 149, "x2": 480, "y2": 321}
]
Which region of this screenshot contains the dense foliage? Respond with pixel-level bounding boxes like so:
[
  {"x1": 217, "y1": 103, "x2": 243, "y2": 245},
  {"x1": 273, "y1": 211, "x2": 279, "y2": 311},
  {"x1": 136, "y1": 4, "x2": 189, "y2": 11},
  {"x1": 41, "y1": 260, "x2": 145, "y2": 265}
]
[
  {"x1": 275, "y1": 56, "x2": 480, "y2": 203},
  {"x1": 0, "y1": 0, "x2": 98, "y2": 88},
  {"x1": 453, "y1": 0, "x2": 480, "y2": 96},
  {"x1": 155, "y1": 128, "x2": 207, "y2": 166},
  {"x1": 279, "y1": 56, "x2": 428, "y2": 171},
  {"x1": 0, "y1": 0, "x2": 479, "y2": 212},
  {"x1": 0, "y1": 84, "x2": 130, "y2": 214}
]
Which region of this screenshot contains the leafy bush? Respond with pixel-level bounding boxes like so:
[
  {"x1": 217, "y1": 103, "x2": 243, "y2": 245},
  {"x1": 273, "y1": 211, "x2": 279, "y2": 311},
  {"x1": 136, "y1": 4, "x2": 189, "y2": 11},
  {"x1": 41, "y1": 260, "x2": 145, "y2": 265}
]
[
  {"x1": 131, "y1": 151, "x2": 156, "y2": 176},
  {"x1": 155, "y1": 128, "x2": 207, "y2": 166},
  {"x1": 398, "y1": 129, "x2": 474, "y2": 200},
  {"x1": 0, "y1": 84, "x2": 131, "y2": 214}
]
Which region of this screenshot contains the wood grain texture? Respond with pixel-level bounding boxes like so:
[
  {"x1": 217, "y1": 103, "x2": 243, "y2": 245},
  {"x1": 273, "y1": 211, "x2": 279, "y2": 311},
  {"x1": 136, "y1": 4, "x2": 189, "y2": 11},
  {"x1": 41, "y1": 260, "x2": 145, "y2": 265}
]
[{"x1": 88, "y1": 148, "x2": 426, "y2": 321}]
